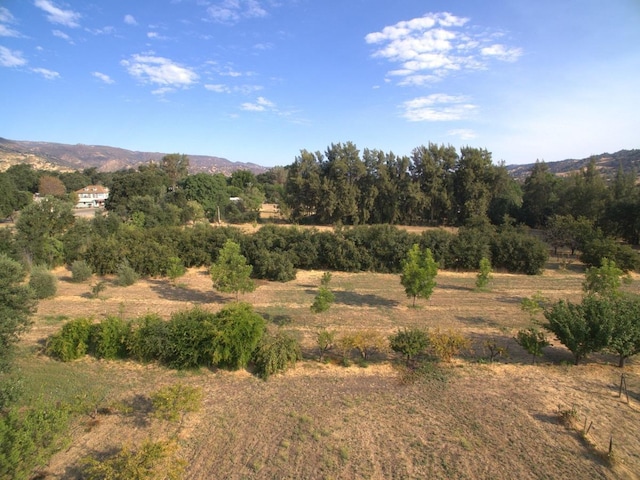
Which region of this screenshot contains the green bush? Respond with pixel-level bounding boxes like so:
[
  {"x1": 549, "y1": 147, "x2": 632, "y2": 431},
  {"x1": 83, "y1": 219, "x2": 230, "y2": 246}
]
[
  {"x1": 252, "y1": 331, "x2": 302, "y2": 379},
  {"x1": 490, "y1": 229, "x2": 549, "y2": 275},
  {"x1": 126, "y1": 314, "x2": 170, "y2": 363},
  {"x1": 29, "y1": 265, "x2": 57, "y2": 299},
  {"x1": 115, "y1": 259, "x2": 139, "y2": 287},
  {"x1": 90, "y1": 316, "x2": 129, "y2": 360},
  {"x1": 210, "y1": 303, "x2": 266, "y2": 370},
  {"x1": 70, "y1": 259, "x2": 92, "y2": 283},
  {"x1": 515, "y1": 327, "x2": 550, "y2": 364},
  {"x1": 165, "y1": 308, "x2": 216, "y2": 369},
  {"x1": 311, "y1": 286, "x2": 335, "y2": 313},
  {"x1": 389, "y1": 328, "x2": 430, "y2": 365},
  {"x1": 316, "y1": 329, "x2": 336, "y2": 361},
  {"x1": 46, "y1": 317, "x2": 93, "y2": 361}
]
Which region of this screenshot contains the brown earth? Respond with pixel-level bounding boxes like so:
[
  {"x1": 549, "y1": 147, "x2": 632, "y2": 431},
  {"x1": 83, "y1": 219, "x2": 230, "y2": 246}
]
[{"x1": 18, "y1": 261, "x2": 640, "y2": 480}]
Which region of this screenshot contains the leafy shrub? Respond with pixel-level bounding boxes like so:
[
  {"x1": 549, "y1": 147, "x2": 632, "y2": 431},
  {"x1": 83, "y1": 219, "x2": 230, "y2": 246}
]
[
  {"x1": 350, "y1": 330, "x2": 388, "y2": 360},
  {"x1": 126, "y1": 314, "x2": 170, "y2": 363},
  {"x1": 165, "y1": 256, "x2": 186, "y2": 282},
  {"x1": 515, "y1": 327, "x2": 550, "y2": 364},
  {"x1": 165, "y1": 308, "x2": 216, "y2": 369},
  {"x1": 115, "y1": 259, "x2": 139, "y2": 287},
  {"x1": 29, "y1": 265, "x2": 57, "y2": 299},
  {"x1": 70, "y1": 259, "x2": 92, "y2": 283},
  {"x1": 490, "y1": 229, "x2": 549, "y2": 275},
  {"x1": 151, "y1": 384, "x2": 203, "y2": 422},
  {"x1": 82, "y1": 440, "x2": 186, "y2": 480},
  {"x1": 428, "y1": 329, "x2": 471, "y2": 361},
  {"x1": 316, "y1": 329, "x2": 336, "y2": 361},
  {"x1": 389, "y1": 328, "x2": 430, "y2": 365},
  {"x1": 580, "y1": 236, "x2": 640, "y2": 272},
  {"x1": 0, "y1": 401, "x2": 71, "y2": 479},
  {"x1": 583, "y1": 258, "x2": 629, "y2": 298},
  {"x1": 90, "y1": 316, "x2": 129, "y2": 360},
  {"x1": 251, "y1": 250, "x2": 297, "y2": 282},
  {"x1": 475, "y1": 257, "x2": 492, "y2": 290},
  {"x1": 252, "y1": 331, "x2": 302, "y2": 379},
  {"x1": 210, "y1": 303, "x2": 265, "y2": 370},
  {"x1": 311, "y1": 286, "x2": 335, "y2": 313},
  {"x1": 46, "y1": 317, "x2": 93, "y2": 361}
]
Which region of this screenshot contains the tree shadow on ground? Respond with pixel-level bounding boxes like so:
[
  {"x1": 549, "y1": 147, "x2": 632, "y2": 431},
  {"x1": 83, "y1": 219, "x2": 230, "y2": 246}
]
[
  {"x1": 455, "y1": 315, "x2": 503, "y2": 329},
  {"x1": 148, "y1": 279, "x2": 225, "y2": 304},
  {"x1": 258, "y1": 311, "x2": 293, "y2": 326},
  {"x1": 496, "y1": 295, "x2": 525, "y2": 305},
  {"x1": 438, "y1": 283, "x2": 474, "y2": 292},
  {"x1": 304, "y1": 289, "x2": 399, "y2": 308}
]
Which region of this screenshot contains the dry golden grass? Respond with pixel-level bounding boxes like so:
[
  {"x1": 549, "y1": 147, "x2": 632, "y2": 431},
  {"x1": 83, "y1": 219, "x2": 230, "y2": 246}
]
[{"x1": 20, "y1": 260, "x2": 640, "y2": 480}]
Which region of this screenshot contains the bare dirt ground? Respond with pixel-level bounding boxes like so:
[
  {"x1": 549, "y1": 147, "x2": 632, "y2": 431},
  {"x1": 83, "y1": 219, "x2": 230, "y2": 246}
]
[{"x1": 20, "y1": 260, "x2": 640, "y2": 480}]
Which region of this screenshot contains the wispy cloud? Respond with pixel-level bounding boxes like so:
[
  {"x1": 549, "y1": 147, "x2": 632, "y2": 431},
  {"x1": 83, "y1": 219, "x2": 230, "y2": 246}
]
[
  {"x1": 32, "y1": 67, "x2": 60, "y2": 79},
  {"x1": 0, "y1": 7, "x2": 21, "y2": 37},
  {"x1": 147, "y1": 31, "x2": 169, "y2": 40},
  {"x1": 0, "y1": 45, "x2": 26, "y2": 67},
  {"x1": 124, "y1": 14, "x2": 137, "y2": 26},
  {"x1": 205, "y1": 83, "x2": 262, "y2": 94},
  {"x1": 447, "y1": 128, "x2": 477, "y2": 140},
  {"x1": 207, "y1": 0, "x2": 267, "y2": 24},
  {"x1": 366, "y1": 12, "x2": 521, "y2": 86},
  {"x1": 34, "y1": 0, "x2": 81, "y2": 28},
  {"x1": 402, "y1": 94, "x2": 476, "y2": 121},
  {"x1": 52, "y1": 29, "x2": 73, "y2": 43},
  {"x1": 92, "y1": 71, "x2": 114, "y2": 84},
  {"x1": 241, "y1": 96, "x2": 275, "y2": 112},
  {"x1": 121, "y1": 54, "x2": 199, "y2": 91}
]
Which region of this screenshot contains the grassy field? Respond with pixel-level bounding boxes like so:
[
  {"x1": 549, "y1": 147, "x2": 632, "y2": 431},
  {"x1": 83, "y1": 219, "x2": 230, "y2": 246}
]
[{"x1": 16, "y1": 259, "x2": 640, "y2": 479}]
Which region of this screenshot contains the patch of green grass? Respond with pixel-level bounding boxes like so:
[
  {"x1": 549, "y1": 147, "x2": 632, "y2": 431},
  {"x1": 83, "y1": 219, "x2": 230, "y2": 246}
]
[{"x1": 41, "y1": 314, "x2": 70, "y2": 325}]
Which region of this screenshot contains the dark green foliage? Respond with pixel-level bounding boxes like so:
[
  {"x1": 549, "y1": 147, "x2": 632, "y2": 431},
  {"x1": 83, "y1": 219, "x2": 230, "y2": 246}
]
[
  {"x1": 389, "y1": 328, "x2": 430, "y2": 365},
  {"x1": 0, "y1": 255, "x2": 36, "y2": 372},
  {"x1": 476, "y1": 257, "x2": 492, "y2": 290},
  {"x1": 490, "y1": 228, "x2": 549, "y2": 275},
  {"x1": 420, "y1": 229, "x2": 455, "y2": 268},
  {"x1": 544, "y1": 296, "x2": 613, "y2": 365},
  {"x1": 62, "y1": 219, "x2": 94, "y2": 265},
  {"x1": 311, "y1": 286, "x2": 335, "y2": 313},
  {"x1": 251, "y1": 250, "x2": 297, "y2": 282},
  {"x1": 0, "y1": 401, "x2": 72, "y2": 480},
  {"x1": 580, "y1": 237, "x2": 640, "y2": 272},
  {"x1": 46, "y1": 317, "x2": 93, "y2": 361},
  {"x1": 28, "y1": 265, "x2": 57, "y2": 299},
  {"x1": 70, "y1": 259, "x2": 92, "y2": 283},
  {"x1": 164, "y1": 308, "x2": 217, "y2": 369},
  {"x1": 166, "y1": 256, "x2": 186, "y2": 282},
  {"x1": 115, "y1": 259, "x2": 139, "y2": 287},
  {"x1": 210, "y1": 240, "x2": 255, "y2": 300},
  {"x1": 210, "y1": 303, "x2": 266, "y2": 370},
  {"x1": 85, "y1": 235, "x2": 125, "y2": 275},
  {"x1": 126, "y1": 314, "x2": 170, "y2": 363},
  {"x1": 449, "y1": 223, "x2": 493, "y2": 271},
  {"x1": 252, "y1": 331, "x2": 302, "y2": 379},
  {"x1": 515, "y1": 328, "x2": 550, "y2": 364},
  {"x1": 607, "y1": 295, "x2": 640, "y2": 367},
  {"x1": 90, "y1": 316, "x2": 129, "y2": 360}
]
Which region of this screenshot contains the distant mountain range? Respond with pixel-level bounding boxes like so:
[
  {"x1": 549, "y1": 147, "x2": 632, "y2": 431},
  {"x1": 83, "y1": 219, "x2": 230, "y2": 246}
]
[
  {"x1": 0, "y1": 138, "x2": 268, "y2": 175},
  {"x1": 505, "y1": 149, "x2": 640, "y2": 180},
  {"x1": 0, "y1": 137, "x2": 638, "y2": 179}
]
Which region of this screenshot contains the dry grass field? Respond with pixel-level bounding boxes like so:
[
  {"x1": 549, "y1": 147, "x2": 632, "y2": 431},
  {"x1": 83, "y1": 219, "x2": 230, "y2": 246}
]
[{"x1": 16, "y1": 259, "x2": 640, "y2": 479}]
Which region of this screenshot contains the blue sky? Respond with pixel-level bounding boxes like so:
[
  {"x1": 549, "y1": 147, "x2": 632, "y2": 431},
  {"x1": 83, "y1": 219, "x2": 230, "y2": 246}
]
[{"x1": 1, "y1": 0, "x2": 639, "y2": 167}]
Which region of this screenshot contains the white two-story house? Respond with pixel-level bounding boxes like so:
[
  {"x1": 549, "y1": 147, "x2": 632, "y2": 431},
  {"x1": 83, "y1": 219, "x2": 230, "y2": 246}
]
[{"x1": 75, "y1": 185, "x2": 109, "y2": 208}]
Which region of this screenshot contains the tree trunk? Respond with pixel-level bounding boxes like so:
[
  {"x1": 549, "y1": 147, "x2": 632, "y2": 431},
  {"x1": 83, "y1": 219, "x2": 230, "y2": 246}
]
[{"x1": 618, "y1": 355, "x2": 626, "y2": 368}]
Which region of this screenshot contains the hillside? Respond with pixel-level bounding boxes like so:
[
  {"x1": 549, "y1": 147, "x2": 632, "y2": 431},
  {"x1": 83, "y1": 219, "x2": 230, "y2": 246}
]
[
  {"x1": 0, "y1": 138, "x2": 268, "y2": 175},
  {"x1": 506, "y1": 149, "x2": 640, "y2": 180}
]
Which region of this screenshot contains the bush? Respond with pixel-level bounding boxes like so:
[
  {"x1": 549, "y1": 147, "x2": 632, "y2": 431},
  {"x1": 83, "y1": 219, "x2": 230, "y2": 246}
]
[
  {"x1": 210, "y1": 303, "x2": 266, "y2": 370},
  {"x1": 316, "y1": 329, "x2": 336, "y2": 361},
  {"x1": 350, "y1": 330, "x2": 388, "y2": 360},
  {"x1": 46, "y1": 317, "x2": 93, "y2": 361},
  {"x1": 580, "y1": 237, "x2": 640, "y2": 272},
  {"x1": 29, "y1": 265, "x2": 57, "y2": 299},
  {"x1": 126, "y1": 314, "x2": 170, "y2": 363},
  {"x1": 90, "y1": 316, "x2": 129, "y2": 360},
  {"x1": 428, "y1": 328, "x2": 471, "y2": 361},
  {"x1": 490, "y1": 229, "x2": 549, "y2": 275},
  {"x1": 82, "y1": 440, "x2": 186, "y2": 480},
  {"x1": 165, "y1": 256, "x2": 186, "y2": 282},
  {"x1": 311, "y1": 286, "x2": 335, "y2": 313},
  {"x1": 70, "y1": 259, "x2": 92, "y2": 283},
  {"x1": 252, "y1": 331, "x2": 302, "y2": 379},
  {"x1": 389, "y1": 328, "x2": 430, "y2": 365},
  {"x1": 165, "y1": 308, "x2": 216, "y2": 369},
  {"x1": 515, "y1": 327, "x2": 550, "y2": 364},
  {"x1": 151, "y1": 384, "x2": 203, "y2": 422},
  {"x1": 475, "y1": 257, "x2": 492, "y2": 290},
  {"x1": 115, "y1": 259, "x2": 139, "y2": 287}
]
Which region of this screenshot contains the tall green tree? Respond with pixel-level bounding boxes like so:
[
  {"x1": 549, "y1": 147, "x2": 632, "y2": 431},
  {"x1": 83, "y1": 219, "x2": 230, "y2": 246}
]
[
  {"x1": 607, "y1": 296, "x2": 640, "y2": 367},
  {"x1": 181, "y1": 173, "x2": 229, "y2": 220},
  {"x1": 161, "y1": 153, "x2": 190, "y2": 190},
  {"x1": 284, "y1": 150, "x2": 323, "y2": 222},
  {"x1": 0, "y1": 254, "x2": 36, "y2": 373},
  {"x1": 401, "y1": 244, "x2": 438, "y2": 307},
  {"x1": 520, "y1": 161, "x2": 560, "y2": 227},
  {"x1": 210, "y1": 240, "x2": 255, "y2": 301},
  {"x1": 452, "y1": 147, "x2": 494, "y2": 224}
]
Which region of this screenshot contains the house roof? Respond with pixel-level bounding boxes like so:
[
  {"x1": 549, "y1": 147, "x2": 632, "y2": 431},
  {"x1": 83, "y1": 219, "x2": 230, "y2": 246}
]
[{"x1": 75, "y1": 185, "x2": 109, "y2": 194}]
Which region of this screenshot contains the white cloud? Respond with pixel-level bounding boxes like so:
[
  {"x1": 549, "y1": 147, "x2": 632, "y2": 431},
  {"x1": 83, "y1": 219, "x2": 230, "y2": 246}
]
[
  {"x1": 52, "y1": 29, "x2": 73, "y2": 42},
  {"x1": 207, "y1": 0, "x2": 267, "y2": 24},
  {"x1": 124, "y1": 14, "x2": 137, "y2": 26},
  {"x1": 241, "y1": 96, "x2": 275, "y2": 111},
  {"x1": 402, "y1": 94, "x2": 476, "y2": 121},
  {"x1": 34, "y1": 0, "x2": 81, "y2": 28},
  {"x1": 92, "y1": 71, "x2": 114, "y2": 84},
  {"x1": 366, "y1": 12, "x2": 521, "y2": 85},
  {"x1": 32, "y1": 67, "x2": 60, "y2": 79},
  {"x1": 205, "y1": 83, "x2": 262, "y2": 94},
  {"x1": 121, "y1": 54, "x2": 199, "y2": 88},
  {"x1": 0, "y1": 45, "x2": 26, "y2": 67},
  {"x1": 0, "y1": 7, "x2": 21, "y2": 37},
  {"x1": 447, "y1": 128, "x2": 477, "y2": 140},
  {"x1": 205, "y1": 83, "x2": 229, "y2": 93}
]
